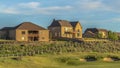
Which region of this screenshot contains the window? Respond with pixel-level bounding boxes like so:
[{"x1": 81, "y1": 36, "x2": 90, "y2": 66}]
[
  {"x1": 65, "y1": 28, "x2": 68, "y2": 31},
  {"x1": 77, "y1": 29, "x2": 80, "y2": 32},
  {"x1": 77, "y1": 29, "x2": 80, "y2": 37},
  {"x1": 21, "y1": 37, "x2": 25, "y2": 40},
  {"x1": 42, "y1": 37, "x2": 45, "y2": 39},
  {"x1": 55, "y1": 32, "x2": 57, "y2": 36},
  {"x1": 28, "y1": 31, "x2": 38, "y2": 34},
  {"x1": 22, "y1": 31, "x2": 25, "y2": 35},
  {"x1": 77, "y1": 33, "x2": 80, "y2": 37}
]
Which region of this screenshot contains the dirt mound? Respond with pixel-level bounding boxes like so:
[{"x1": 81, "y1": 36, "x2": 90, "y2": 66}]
[
  {"x1": 103, "y1": 58, "x2": 114, "y2": 62},
  {"x1": 79, "y1": 58, "x2": 86, "y2": 62}
]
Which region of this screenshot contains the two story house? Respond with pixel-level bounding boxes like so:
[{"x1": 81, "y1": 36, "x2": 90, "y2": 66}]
[
  {"x1": 48, "y1": 19, "x2": 82, "y2": 39},
  {"x1": 83, "y1": 28, "x2": 108, "y2": 38},
  {"x1": 0, "y1": 22, "x2": 49, "y2": 42}
]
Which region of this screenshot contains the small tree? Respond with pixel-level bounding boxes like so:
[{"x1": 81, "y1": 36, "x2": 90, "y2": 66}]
[
  {"x1": 119, "y1": 36, "x2": 120, "y2": 40},
  {"x1": 97, "y1": 32, "x2": 102, "y2": 39},
  {"x1": 112, "y1": 33, "x2": 119, "y2": 40},
  {"x1": 108, "y1": 31, "x2": 119, "y2": 41}
]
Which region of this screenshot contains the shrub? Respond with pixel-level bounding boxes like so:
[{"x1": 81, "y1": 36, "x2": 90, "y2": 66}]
[
  {"x1": 84, "y1": 55, "x2": 97, "y2": 61},
  {"x1": 106, "y1": 55, "x2": 120, "y2": 61},
  {"x1": 67, "y1": 59, "x2": 81, "y2": 65},
  {"x1": 57, "y1": 56, "x2": 80, "y2": 65},
  {"x1": 11, "y1": 57, "x2": 22, "y2": 61},
  {"x1": 57, "y1": 57, "x2": 70, "y2": 63}
]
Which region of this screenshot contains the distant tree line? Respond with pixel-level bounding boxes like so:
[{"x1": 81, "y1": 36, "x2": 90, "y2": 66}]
[{"x1": 108, "y1": 31, "x2": 119, "y2": 41}]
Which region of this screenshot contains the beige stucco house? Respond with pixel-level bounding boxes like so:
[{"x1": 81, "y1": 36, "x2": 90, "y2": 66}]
[
  {"x1": 48, "y1": 19, "x2": 82, "y2": 39},
  {"x1": 83, "y1": 28, "x2": 108, "y2": 38},
  {"x1": 0, "y1": 22, "x2": 49, "y2": 42}
]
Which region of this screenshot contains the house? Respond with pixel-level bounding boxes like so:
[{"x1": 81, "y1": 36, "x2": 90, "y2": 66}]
[
  {"x1": 83, "y1": 28, "x2": 108, "y2": 38},
  {"x1": 48, "y1": 19, "x2": 82, "y2": 39},
  {"x1": 0, "y1": 22, "x2": 49, "y2": 42}
]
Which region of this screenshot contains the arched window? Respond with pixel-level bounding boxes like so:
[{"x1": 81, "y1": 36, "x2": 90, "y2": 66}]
[{"x1": 77, "y1": 29, "x2": 80, "y2": 37}]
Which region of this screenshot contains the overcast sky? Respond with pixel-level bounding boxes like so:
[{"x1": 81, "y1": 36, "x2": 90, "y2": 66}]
[{"x1": 0, "y1": 0, "x2": 120, "y2": 32}]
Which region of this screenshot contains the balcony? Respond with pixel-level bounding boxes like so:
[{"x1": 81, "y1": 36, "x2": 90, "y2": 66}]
[
  {"x1": 65, "y1": 31, "x2": 73, "y2": 34},
  {"x1": 28, "y1": 34, "x2": 39, "y2": 37},
  {"x1": 28, "y1": 30, "x2": 39, "y2": 37}
]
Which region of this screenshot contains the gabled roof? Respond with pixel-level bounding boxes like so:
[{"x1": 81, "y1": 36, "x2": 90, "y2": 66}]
[
  {"x1": 70, "y1": 21, "x2": 78, "y2": 27},
  {"x1": 0, "y1": 22, "x2": 47, "y2": 31},
  {"x1": 59, "y1": 20, "x2": 72, "y2": 27},
  {"x1": 48, "y1": 20, "x2": 61, "y2": 27},
  {"x1": 85, "y1": 28, "x2": 108, "y2": 33},
  {"x1": 0, "y1": 27, "x2": 14, "y2": 31},
  {"x1": 85, "y1": 28, "x2": 98, "y2": 33},
  {"x1": 70, "y1": 21, "x2": 82, "y2": 28},
  {"x1": 15, "y1": 22, "x2": 46, "y2": 30},
  {"x1": 97, "y1": 29, "x2": 108, "y2": 32},
  {"x1": 83, "y1": 31, "x2": 96, "y2": 37},
  {"x1": 49, "y1": 19, "x2": 72, "y2": 27}
]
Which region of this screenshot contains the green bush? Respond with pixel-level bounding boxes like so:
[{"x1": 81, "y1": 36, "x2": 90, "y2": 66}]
[
  {"x1": 84, "y1": 55, "x2": 97, "y2": 61},
  {"x1": 11, "y1": 57, "x2": 22, "y2": 61},
  {"x1": 67, "y1": 59, "x2": 81, "y2": 65},
  {"x1": 106, "y1": 55, "x2": 120, "y2": 61},
  {"x1": 57, "y1": 57, "x2": 70, "y2": 63},
  {"x1": 57, "y1": 56, "x2": 80, "y2": 65}
]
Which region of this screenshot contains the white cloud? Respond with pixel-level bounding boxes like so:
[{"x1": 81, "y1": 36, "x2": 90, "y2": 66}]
[
  {"x1": 78, "y1": 0, "x2": 103, "y2": 10},
  {"x1": 0, "y1": 2, "x2": 72, "y2": 15},
  {"x1": 74, "y1": 0, "x2": 120, "y2": 13},
  {"x1": 42, "y1": 6, "x2": 72, "y2": 10},
  {"x1": 73, "y1": 0, "x2": 113, "y2": 13},
  {"x1": 18, "y1": 2, "x2": 40, "y2": 8},
  {"x1": 99, "y1": 17, "x2": 120, "y2": 23},
  {"x1": 0, "y1": 4, "x2": 19, "y2": 14},
  {"x1": 111, "y1": 18, "x2": 120, "y2": 22},
  {"x1": 33, "y1": 5, "x2": 72, "y2": 15},
  {"x1": 1, "y1": 0, "x2": 120, "y2": 15},
  {"x1": 2, "y1": 8, "x2": 19, "y2": 14}
]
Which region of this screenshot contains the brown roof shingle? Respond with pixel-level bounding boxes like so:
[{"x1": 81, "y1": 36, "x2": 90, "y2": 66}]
[
  {"x1": 49, "y1": 19, "x2": 72, "y2": 27},
  {"x1": 15, "y1": 22, "x2": 46, "y2": 30},
  {"x1": 70, "y1": 21, "x2": 82, "y2": 28},
  {"x1": 0, "y1": 27, "x2": 14, "y2": 31},
  {"x1": 85, "y1": 28, "x2": 108, "y2": 33},
  {"x1": 70, "y1": 22, "x2": 78, "y2": 27},
  {"x1": 59, "y1": 20, "x2": 72, "y2": 27},
  {"x1": 1, "y1": 22, "x2": 47, "y2": 31}
]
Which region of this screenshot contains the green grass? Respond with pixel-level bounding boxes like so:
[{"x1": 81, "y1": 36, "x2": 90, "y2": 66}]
[
  {"x1": 0, "y1": 40, "x2": 119, "y2": 68},
  {"x1": 0, "y1": 53, "x2": 120, "y2": 68}
]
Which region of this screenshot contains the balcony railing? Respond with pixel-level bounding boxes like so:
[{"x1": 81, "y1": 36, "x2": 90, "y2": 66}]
[{"x1": 28, "y1": 34, "x2": 39, "y2": 37}]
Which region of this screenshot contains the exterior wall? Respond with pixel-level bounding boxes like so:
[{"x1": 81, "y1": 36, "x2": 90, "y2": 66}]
[
  {"x1": 39, "y1": 30, "x2": 49, "y2": 41},
  {"x1": 74, "y1": 23, "x2": 82, "y2": 38},
  {"x1": 9, "y1": 30, "x2": 16, "y2": 40},
  {"x1": 14, "y1": 29, "x2": 50, "y2": 42},
  {"x1": 48, "y1": 26, "x2": 73, "y2": 39},
  {"x1": 48, "y1": 25, "x2": 82, "y2": 39},
  {"x1": 98, "y1": 31, "x2": 108, "y2": 38},
  {"x1": 83, "y1": 30, "x2": 108, "y2": 39},
  {"x1": 83, "y1": 31, "x2": 96, "y2": 38},
  {"x1": 0, "y1": 31, "x2": 2, "y2": 38},
  {"x1": 0, "y1": 31, "x2": 6, "y2": 39},
  {"x1": 61, "y1": 27, "x2": 73, "y2": 38},
  {"x1": 16, "y1": 29, "x2": 28, "y2": 41},
  {"x1": 48, "y1": 27, "x2": 61, "y2": 38}
]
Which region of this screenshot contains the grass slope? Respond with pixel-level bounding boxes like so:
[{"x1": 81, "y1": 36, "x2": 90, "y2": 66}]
[{"x1": 0, "y1": 53, "x2": 120, "y2": 68}]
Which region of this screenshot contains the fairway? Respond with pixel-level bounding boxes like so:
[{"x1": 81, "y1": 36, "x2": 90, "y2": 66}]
[{"x1": 0, "y1": 53, "x2": 120, "y2": 68}]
